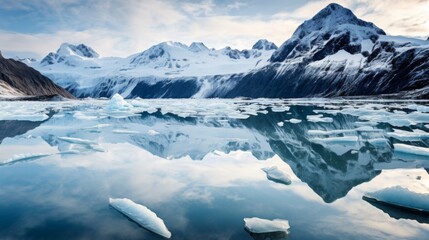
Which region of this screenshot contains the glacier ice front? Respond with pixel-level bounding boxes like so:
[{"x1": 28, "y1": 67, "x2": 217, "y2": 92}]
[
  {"x1": 109, "y1": 198, "x2": 171, "y2": 238},
  {"x1": 364, "y1": 186, "x2": 429, "y2": 213},
  {"x1": 262, "y1": 166, "x2": 291, "y2": 185},
  {"x1": 244, "y1": 217, "x2": 290, "y2": 235}
]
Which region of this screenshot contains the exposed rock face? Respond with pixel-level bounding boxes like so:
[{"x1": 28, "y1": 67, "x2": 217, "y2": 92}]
[{"x1": 0, "y1": 54, "x2": 74, "y2": 98}]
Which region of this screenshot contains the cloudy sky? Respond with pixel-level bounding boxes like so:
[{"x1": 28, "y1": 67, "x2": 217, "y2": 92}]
[{"x1": 1, "y1": 0, "x2": 428, "y2": 58}]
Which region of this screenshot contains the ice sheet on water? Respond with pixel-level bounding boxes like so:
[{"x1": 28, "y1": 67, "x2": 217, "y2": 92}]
[
  {"x1": 1, "y1": 153, "x2": 52, "y2": 165},
  {"x1": 244, "y1": 217, "x2": 290, "y2": 234},
  {"x1": 109, "y1": 198, "x2": 171, "y2": 238},
  {"x1": 364, "y1": 186, "x2": 429, "y2": 213},
  {"x1": 394, "y1": 144, "x2": 429, "y2": 157},
  {"x1": 261, "y1": 166, "x2": 291, "y2": 185}
]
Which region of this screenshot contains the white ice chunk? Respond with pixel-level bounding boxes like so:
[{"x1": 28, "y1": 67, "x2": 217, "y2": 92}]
[
  {"x1": 394, "y1": 144, "x2": 429, "y2": 157},
  {"x1": 113, "y1": 129, "x2": 140, "y2": 134},
  {"x1": 147, "y1": 130, "x2": 160, "y2": 135},
  {"x1": 108, "y1": 94, "x2": 133, "y2": 111},
  {"x1": 277, "y1": 122, "x2": 284, "y2": 127},
  {"x1": 286, "y1": 118, "x2": 301, "y2": 124},
  {"x1": 364, "y1": 186, "x2": 429, "y2": 212},
  {"x1": 244, "y1": 217, "x2": 290, "y2": 234},
  {"x1": 307, "y1": 114, "x2": 333, "y2": 123},
  {"x1": 109, "y1": 198, "x2": 171, "y2": 238},
  {"x1": 387, "y1": 129, "x2": 429, "y2": 141},
  {"x1": 2, "y1": 153, "x2": 51, "y2": 165},
  {"x1": 262, "y1": 166, "x2": 291, "y2": 185}
]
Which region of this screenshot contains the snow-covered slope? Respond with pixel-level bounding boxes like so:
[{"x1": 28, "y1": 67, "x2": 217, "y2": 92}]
[{"x1": 30, "y1": 40, "x2": 277, "y2": 98}]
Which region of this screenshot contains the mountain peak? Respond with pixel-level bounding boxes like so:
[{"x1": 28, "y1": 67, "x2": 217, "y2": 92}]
[
  {"x1": 189, "y1": 42, "x2": 209, "y2": 52},
  {"x1": 252, "y1": 39, "x2": 278, "y2": 50},
  {"x1": 270, "y1": 3, "x2": 386, "y2": 62},
  {"x1": 292, "y1": 3, "x2": 385, "y2": 40},
  {"x1": 57, "y1": 43, "x2": 99, "y2": 58}
]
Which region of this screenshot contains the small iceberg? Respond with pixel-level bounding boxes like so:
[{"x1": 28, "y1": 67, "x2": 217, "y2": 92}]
[
  {"x1": 108, "y1": 94, "x2": 133, "y2": 111},
  {"x1": 262, "y1": 166, "x2": 291, "y2": 185},
  {"x1": 244, "y1": 217, "x2": 289, "y2": 239},
  {"x1": 109, "y1": 198, "x2": 171, "y2": 238},
  {"x1": 363, "y1": 186, "x2": 429, "y2": 213},
  {"x1": 286, "y1": 118, "x2": 301, "y2": 124}
]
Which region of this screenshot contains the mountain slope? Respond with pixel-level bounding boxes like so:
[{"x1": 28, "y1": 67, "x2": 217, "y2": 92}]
[
  {"x1": 0, "y1": 51, "x2": 74, "y2": 99},
  {"x1": 222, "y1": 3, "x2": 429, "y2": 98}
]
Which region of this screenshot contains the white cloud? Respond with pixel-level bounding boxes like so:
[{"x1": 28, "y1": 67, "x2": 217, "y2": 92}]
[{"x1": 0, "y1": 0, "x2": 428, "y2": 59}]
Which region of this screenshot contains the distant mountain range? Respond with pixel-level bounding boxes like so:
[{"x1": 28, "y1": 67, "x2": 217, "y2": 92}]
[{"x1": 2, "y1": 3, "x2": 429, "y2": 99}]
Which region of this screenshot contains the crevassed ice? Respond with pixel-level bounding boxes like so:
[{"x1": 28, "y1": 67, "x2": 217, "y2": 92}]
[
  {"x1": 364, "y1": 186, "x2": 429, "y2": 212},
  {"x1": 109, "y1": 198, "x2": 171, "y2": 238},
  {"x1": 244, "y1": 217, "x2": 290, "y2": 234},
  {"x1": 262, "y1": 166, "x2": 291, "y2": 185}
]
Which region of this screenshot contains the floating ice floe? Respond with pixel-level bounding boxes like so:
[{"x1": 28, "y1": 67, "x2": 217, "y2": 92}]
[
  {"x1": 109, "y1": 198, "x2": 171, "y2": 238},
  {"x1": 244, "y1": 217, "x2": 290, "y2": 235},
  {"x1": 108, "y1": 93, "x2": 133, "y2": 111},
  {"x1": 277, "y1": 122, "x2": 284, "y2": 127},
  {"x1": 1, "y1": 153, "x2": 52, "y2": 165},
  {"x1": 286, "y1": 118, "x2": 301, "y2": 124},
  {"x1": 307, "y1": 114, "x2": 333, "y2": 123},
  {"x1": 394, "y1": 144, "x2": 429, "y2": 157},
  {"x1": 364, "y1": 186, "x2": 429, "y2": 213},
  {"x1": 113, "y1": 129, "x2": 140, "y2": 134},
  {"x1": 147, "y1": 130, "x2": 160, "y2": 136},
  {"x1": 387, "y1": 129, "x2": 429, "y2": 141},
  {"x1": 57, "y1": 136, "x2": 96, "y2": 145},
  {"x1": 261, "y1": 166, "x2": 291, "y2": 185}
]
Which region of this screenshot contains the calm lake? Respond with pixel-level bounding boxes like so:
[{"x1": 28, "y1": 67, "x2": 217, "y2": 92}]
[{"x1": 0, "y1": 98, "x2": 428, "y2": 240}]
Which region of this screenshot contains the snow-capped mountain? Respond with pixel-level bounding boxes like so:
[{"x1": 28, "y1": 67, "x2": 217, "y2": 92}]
[
  {"x1": 30, "y1": 40, "x2": 277, "y2": 98},
  {"x1": 224, "y1": 3, "x2": 429, "y2": 98},
  {"x1": 28, "y1": 3, "x2": 429, "y2": 99}
]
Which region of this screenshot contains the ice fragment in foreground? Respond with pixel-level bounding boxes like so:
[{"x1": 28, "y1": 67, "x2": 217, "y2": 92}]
[
  {"x1": 108, "y1": 94, "x2": 133, "y2": 111},
  {"x1": 244, "y1": 217, "x2": 290, "y2": 235},
  {"x1": 109, "y1": 198, "x2": 171, "y2": 238},
  {"x1": 262, "y1": 166, "x2": 291, "y2": 185},
  {"x1": 277, "y1": 122, "x2": 284, "y2": 127},
  {"x1": 364, "y1": 186, "x2": 429, "y2": 213}
]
